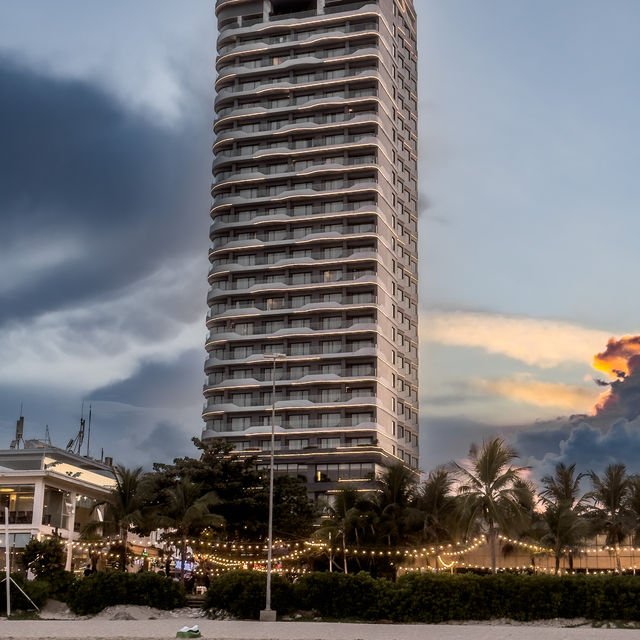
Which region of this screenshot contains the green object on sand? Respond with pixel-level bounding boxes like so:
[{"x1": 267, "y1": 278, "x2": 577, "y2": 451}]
[{"x1": 176, "y1": 632, "x2": 201, "y2": 638}]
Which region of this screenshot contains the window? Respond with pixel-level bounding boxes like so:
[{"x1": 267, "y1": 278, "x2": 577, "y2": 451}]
[
  {"x1": 321, "y1": 388, "x2": 341, "y2": 402},
  {"x1": 289, "y1": 414, "x2": 309, "y2": 428},
  {"x1": 232, "y1": 393, "x2": 252, "y2": 406},
  {"x1": 319, "y1": 437, "x2": 340, "y2": 448},
  {"x1": 230, "y1": 416, "x2": 251, "y2": 431},
  {"x1": 322, "y1": 340, "x2": 342, "y2": 354},
  {"x1": 320, "y1": 413, "x2": 340, "y2": 427},
  {"x1": 288, "y1": 439, "x2": 308, "y2": 450}
]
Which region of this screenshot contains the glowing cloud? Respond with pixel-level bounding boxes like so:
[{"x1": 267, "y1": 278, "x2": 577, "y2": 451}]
[
  {"x1": 421, "y1": 311, "x2": 611, "y2": 369},
  {"x1": 475, "y1": 376, "x2": 601, "y2": 410},
  {"x1": 593, "y1": 335, "x2": 640, "y2": 378}
]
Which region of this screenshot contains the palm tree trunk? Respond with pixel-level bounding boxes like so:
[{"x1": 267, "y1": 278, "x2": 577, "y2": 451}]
[
  {"x1": 555, "y1": 553, "x2": 560, "y2": 574},
  {"x1": 181, "y1": 538, "x2": 187, "y2": 582},
  {"x1": 488, "y1": 523, "x2": 497, "y2": 574},
  {"x1": 615, "y1": 547, "x2": 622, "y2": 573},
  {"x1": 342, "y1": 530, "x2": 348, "y2": 575},
  {"x1": 120, "y1": 528, "x2": 128, "y2": 572}
]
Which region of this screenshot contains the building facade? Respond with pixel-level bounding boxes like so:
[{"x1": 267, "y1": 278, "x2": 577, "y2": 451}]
[
  {"x1": 203, "y1": 0, "x2": 419, "y2": 498},
  {"x1": 0, "y1": 442, "x2": 115, "y2": 570}
]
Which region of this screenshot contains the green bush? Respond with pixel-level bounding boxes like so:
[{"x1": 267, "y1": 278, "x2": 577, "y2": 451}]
[
  {"x1": 203, "y1": 570, "x2": 640, "y2": 622},
  {"x1": 203, "y1": 570, "x2": 294, "y2": 619},
  {"x1": 0, "y1": 573, "x2": 50, "y2": 614},
  {"x1": 293, "y1": 571, "x2": 394, "y2": 619},
  {"x1": 66, "y1": 571, "x2": 185, "y2": 615}
]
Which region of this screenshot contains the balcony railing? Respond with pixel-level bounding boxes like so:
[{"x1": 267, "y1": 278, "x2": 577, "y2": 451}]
[{"x1": 205, "y1": 343, "x2": 377, "y2": 364}]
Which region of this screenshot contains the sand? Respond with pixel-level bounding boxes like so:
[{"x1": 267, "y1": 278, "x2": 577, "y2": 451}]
[{"x1": 0, "y1": 611, "x2": 634, "y2": 640}]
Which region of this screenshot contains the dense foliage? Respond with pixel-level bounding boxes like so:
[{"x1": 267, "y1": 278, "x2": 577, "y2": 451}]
[
  {"x1": 203, "y1": 570, "x2": 294, "y2": 619},
  {"x1": 19, "y1": 537, "x2": 76, "y2": 601},
  {"x1": 66, "y1": 572, "x2": 185, "y2": 615},
  {"x1": 204, "y1": 570, "x2": 640, "y2": 622}
]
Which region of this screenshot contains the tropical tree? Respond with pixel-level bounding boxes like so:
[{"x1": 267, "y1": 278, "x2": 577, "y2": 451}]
[
  {"x1": 540, "y1": 462, "x2": 586, "y2": 571},
  {"x1": 416, "y1": 467, "x2": 458, "y2": 545},
  {"x1": 315, "y1": 486, "x2": 366, "y2": 573},
  {"x1": 541, "y1": 463, "x2": 585, "y2": 507},
  {"x1": 86, "y1": 465, "x2": 148, "y2": 570},
  {"x1": 585, "y1": 463, "x2": 633, "y2": 571},
  {"x1": 453, "y1": 437, "x2": 531, "y2": 573},
  {"x1": 373, "y1": 463, "x2": 420, "y2": 546},
  {"x1": 626, "y1": 475, "x2": 640, "y2": 545},
  {"x1": 155, "y1": 477, "x2": 223, "y2": 581}
]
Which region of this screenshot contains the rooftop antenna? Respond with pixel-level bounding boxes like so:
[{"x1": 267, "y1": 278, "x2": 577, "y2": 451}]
[
  {"x1": 67, "y1": 402, "x2": 86, "y2": 455},
  {"x1": 44, "y1": 425, "x2": 52, "y2": 447},
  {"x1": 10, "y1": 407, "x2": 25, "y2": 449},
  {"x1": 85, "y1": 405, "x2": 92, "y2": 458}
]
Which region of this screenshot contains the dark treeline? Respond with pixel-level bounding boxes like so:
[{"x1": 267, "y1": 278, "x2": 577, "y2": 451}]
[{"x1": 93, "y1": 436, "x2": 640, "y2": 576}]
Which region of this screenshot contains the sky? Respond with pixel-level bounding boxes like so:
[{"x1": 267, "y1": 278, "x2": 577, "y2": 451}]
[{"x1": 1, "y1": 1, "x2": 640, "y2": 481}]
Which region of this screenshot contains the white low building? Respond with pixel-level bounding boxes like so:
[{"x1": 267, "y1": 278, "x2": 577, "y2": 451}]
[{"x1": 0, "y1": 440, "x2": 115, "y2": 570}]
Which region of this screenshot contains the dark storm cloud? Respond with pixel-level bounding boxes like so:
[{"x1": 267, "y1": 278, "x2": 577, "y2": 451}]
[
  {"x1": 0, "y1": 55, "x2": 211, "y2": 324},
  {"x1": 90, "y1": 348, "x2": 203, "y2": 408}
]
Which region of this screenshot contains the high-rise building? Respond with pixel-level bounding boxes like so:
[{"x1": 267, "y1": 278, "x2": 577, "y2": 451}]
[{"x1": 203, "y1": 0, "x2": 419, "y2": 498}]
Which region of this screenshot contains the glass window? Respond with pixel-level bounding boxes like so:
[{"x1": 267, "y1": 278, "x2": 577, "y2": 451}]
[{"x1": 0, "y1": 485, "x2": 35, "y2": 525}]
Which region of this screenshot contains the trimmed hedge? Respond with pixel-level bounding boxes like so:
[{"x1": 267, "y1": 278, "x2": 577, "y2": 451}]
[
  {"x1": 203, "y1": 570, "x2": 294, "y2": 619},
  {"x1": 204, "y1": 570, "x2": 640, "y2": 621},
  {"x1": 0, "y1": 573, "x2": 51, "y2": 614},
  {"x1": 66, "y1": 572, "x2": 185, "y2": 615}
]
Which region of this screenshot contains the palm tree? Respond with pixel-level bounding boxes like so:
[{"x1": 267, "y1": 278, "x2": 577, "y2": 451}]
[
  {"x1": 626, "y1": 475, "x2": 640, "y2": 546},
  {"x1": 315, "y1": 487, "x2": 365, "y2": 574},
  {"x1": 541, "y1": 499, "x2": 588, "y2": 573},
  {"x1": 454, "y1": 437, "x2": 531, "y2": 573},
  {"x1": 156, "y1": 477, "x2": 223, "y2": 582},
  {"x1": 374, "y1": 463, "x2": 421, "y2": 547},
  {"x1": 541, "y1": 463, "x2": 585, "y2": 507},
  {"x1": 417, "y1": 467, "x2": 457, "y2": 546},
  {"x1": 540, "y1": 462, "x2": 586, "y2": 570},
  {"x1": 585, "y1": 463, "x2": 633, "y2": 572},
  {"x1": 87, "y1": 465, "x2": 147, "y2": 570}
]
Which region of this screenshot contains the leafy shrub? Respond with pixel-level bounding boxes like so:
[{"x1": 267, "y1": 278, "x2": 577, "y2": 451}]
[
  {"x1": 66, "y1": 571, "x2": 185, "y2": 615},
  {"x1": 0, "y1": 573, "x2": 50, "y2": 614},
  {"x1": 293, "y1": 571, "x2": 394, "y2": 619},
  {"x1": 203, "y1": 570, "x2": 640, "y2": 622},
  {"x1": 203, "y1": 570, "x2": 294, "y2": 619}
]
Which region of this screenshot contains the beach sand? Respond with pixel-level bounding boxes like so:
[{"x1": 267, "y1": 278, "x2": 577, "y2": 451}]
[{"x1": 0, "y1": 608, "x2": 632, "y2": 640}]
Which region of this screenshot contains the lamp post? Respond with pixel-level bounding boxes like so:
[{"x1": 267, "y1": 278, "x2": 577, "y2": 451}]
[{"x1": 260, "y1": 352, "x2": 285, "y2": 622}]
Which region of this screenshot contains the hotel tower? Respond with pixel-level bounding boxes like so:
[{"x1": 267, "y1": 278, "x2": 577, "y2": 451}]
[{"x1": 203, "y1": 0, "x2": 419, "y2": 498}]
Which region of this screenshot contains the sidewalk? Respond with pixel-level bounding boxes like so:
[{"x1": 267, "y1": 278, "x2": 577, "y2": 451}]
[{"x1": 0, "y1": 619, "x2": 633, "y2": 640}]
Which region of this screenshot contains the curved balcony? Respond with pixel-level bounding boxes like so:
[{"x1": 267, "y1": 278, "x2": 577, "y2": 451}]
[
  {"x1": 216, "y1": 5, "x2": 382, "y2": 47},
  {"x1": 205, "y1": 297, "x2": 378, "y2": 326},
  {"x1": 204, "y1": 369, "x2": 377, "y2": 392},
  {"x1": 204, "y1": 344, "x2": 378, "y2": 369},
  {"x1": 216, "y1": 24, "x2": 380, "y2": 66},
  {"x1": 209, "y1": 202, "x2": 379, "y2": 231},
  {"x1": 215, "y1": 49, "x2": 381, "y2": 91},
  {"x1": 209, "y1": 250, "x2": 380, "y2": 276},
  {"x1": 211, "y1": 179, "x2": 380, "y2": 211},
  {"x1": 206, "y1": 273, "x2": 377, "y2": 306},
  {"x1": 212, "y1": 161, "x2": 379, "y2": 196},
  {"x1": 213, "y1": 111, "x2": 380, "y2": 150},
  {"x1": 214, "y1": 68, "x2": 382, "y2": 109},
  {"x1": 203, "y1": 391, "x2": 379, "y2": 417},
  {"x1": 206, "y1": 320, "x2": 377, "y2": 346},
  {"x1": 213, "y1": 134, "x2": 380, "y2": 169},
  {"x1": 209, "y1": 223, "x2": 376, "y2": 249},
  {"x1": 214, "y1": 93, "x2": 379, "y2": 131}
]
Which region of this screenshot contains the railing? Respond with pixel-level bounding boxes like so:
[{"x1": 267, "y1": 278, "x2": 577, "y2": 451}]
[
  {"x1": 214, "y1": 132, "x2": 377, "y2": 161},
  {"x1": 213, "y1": 156, "x2": 377, "y2": 184},
  {"x1": 216, "y1": 88, "x2": 377, "y2": 118},
  {"x1": 217, "y1": 21, "x2": 378, "y2": 55},
  {"x1": 203, "y1": 390, "x2": 376, "y2": 411},
  {"x1": 210, "y1": 203, "x2": 377, "y2": 228},
  {"x1": 205, "y1": 344, "x2": 377, "y2": 363},
  {"x1": 207, "y1": 294, "x2": 377, "y2": 317},
  {"x1": 207, "y1": 317, "x2": 375, "y2": 338}
]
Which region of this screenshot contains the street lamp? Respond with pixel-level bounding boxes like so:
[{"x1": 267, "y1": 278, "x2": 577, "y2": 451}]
[{"x1": 260, "y1": 352, "x2": 285, "y2": 622}]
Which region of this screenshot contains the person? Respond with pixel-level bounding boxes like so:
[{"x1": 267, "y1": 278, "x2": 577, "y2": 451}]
[{"x1": 83, "y1": 564, "x2": 92, "y2": 577}]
